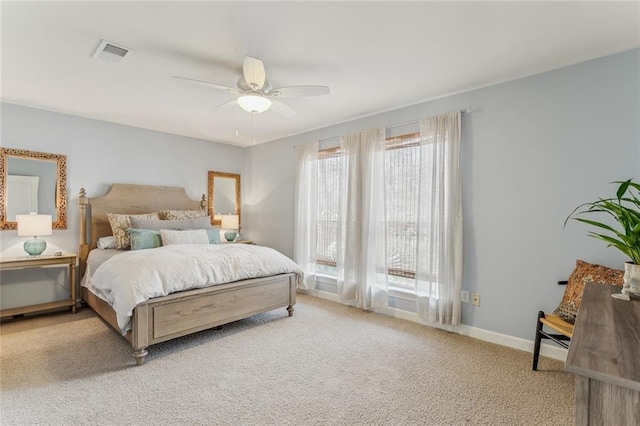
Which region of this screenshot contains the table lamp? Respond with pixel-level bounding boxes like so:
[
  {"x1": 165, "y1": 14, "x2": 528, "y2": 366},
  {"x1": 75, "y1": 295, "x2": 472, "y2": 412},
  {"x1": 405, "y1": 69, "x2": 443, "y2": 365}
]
[
  {"x1": 221, "y1": 214, "x2": 239, "y2": 242},
  {"x1": 17, "y1": 213, "x2": 52, "y2": 257}
]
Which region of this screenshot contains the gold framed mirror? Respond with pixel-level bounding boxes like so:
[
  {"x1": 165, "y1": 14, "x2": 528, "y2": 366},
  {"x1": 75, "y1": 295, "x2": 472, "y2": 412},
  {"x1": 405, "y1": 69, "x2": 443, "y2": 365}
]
[
  {"x1": 208, "y1": 171, "x2": 240, "y2": 227},
  {"x1": 0, "y1": 147, "x2": 67, "y2": 230}
]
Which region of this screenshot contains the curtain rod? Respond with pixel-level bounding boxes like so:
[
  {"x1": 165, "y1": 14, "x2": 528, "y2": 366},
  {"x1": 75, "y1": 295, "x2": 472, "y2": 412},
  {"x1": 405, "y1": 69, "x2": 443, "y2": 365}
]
[
  {"x1": 386, "y1": 107, "x2": 471, "y2": 131},
  {"x1": 293, "y1": 107, "x2": 471, "y2": 148}
]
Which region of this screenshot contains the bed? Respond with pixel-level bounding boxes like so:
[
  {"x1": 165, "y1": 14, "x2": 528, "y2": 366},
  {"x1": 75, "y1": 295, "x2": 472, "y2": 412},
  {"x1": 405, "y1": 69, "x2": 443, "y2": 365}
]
[{"x1": 78, "y1": 183, "x2": 299, "y2": 365}]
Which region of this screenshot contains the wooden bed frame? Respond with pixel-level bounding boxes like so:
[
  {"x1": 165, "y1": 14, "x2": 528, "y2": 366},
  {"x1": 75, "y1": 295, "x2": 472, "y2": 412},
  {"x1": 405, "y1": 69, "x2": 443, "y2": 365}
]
[{"x1": 78, "y1": 183, "x2": 296, "y2": 366}]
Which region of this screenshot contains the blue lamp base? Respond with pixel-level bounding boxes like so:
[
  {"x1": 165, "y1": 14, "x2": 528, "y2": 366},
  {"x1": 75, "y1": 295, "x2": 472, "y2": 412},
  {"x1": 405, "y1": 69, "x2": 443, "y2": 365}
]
[
  {"x1": 224, "y1": 231, "x2": 237, "y2": 242},
  {"x1": 24, "y1": 237, "x2": 47, "y2": 257}
]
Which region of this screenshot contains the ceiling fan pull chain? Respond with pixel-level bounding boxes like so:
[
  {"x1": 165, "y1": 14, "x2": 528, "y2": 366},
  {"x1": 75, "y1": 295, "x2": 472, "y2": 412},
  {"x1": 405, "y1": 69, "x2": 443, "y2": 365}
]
[{"x1": 252, "y1": 113, "x2": 256, "y2": 145}]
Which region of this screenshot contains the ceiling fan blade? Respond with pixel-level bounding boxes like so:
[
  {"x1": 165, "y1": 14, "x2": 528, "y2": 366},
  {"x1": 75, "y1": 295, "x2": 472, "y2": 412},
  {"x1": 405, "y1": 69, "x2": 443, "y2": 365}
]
[
  {"x1": 172, "y1": 76, "x2": 241, "y2": 94},
  {"x1": 212, "y1": 98, "x2": 238, "y2": 112},
  {"x1": 269, "y1": 100, "x2": 296, "y2": 117},
  {"x1": 269, "y1": 85, "x2": 330, "y2": 98},
  {"x1": 243, "y1": 56, "x2": 266, "y2": 91}
]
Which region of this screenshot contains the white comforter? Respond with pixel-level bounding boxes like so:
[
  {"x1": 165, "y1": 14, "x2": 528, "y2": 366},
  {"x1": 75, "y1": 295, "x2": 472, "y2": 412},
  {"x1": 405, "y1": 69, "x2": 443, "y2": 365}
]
[{"x1": 84, "y1": 244, "x2": 303, "y2": 334}]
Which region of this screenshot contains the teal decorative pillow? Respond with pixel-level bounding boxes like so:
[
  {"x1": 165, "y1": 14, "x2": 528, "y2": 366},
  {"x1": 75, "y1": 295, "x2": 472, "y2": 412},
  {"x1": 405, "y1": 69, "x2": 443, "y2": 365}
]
[
  {"x1": 206, "y1": 229, "x2": 221, "y2": 244},
  {"x1": 127, "y1": 228, "x2": 163, "y2": 250}
]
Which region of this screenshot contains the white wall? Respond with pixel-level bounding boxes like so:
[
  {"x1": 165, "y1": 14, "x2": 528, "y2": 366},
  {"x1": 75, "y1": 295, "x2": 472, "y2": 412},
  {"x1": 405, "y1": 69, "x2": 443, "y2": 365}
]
[
  {"x1": 244, "y1": 48, "x2": 640, "y2": 341},
  {"x1": 0, "y1": 104, "x2": 244, "y2": 308}
]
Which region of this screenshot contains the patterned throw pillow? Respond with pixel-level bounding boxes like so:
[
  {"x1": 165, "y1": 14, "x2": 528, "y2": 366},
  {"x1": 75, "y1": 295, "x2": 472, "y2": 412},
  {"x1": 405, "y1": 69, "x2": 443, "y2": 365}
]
[
  {"x1": 160, "y1": 209, "x2": 206, "y2": 220},
  {"x1": 106, "y1": 212, "x2": 160, "y2": 249},
  {"x1": 553, "y1": 260, "x2": 624, "y2": 323},
  {"x1": 160, "y1": 229, "x2": 209, "y2": 245}
]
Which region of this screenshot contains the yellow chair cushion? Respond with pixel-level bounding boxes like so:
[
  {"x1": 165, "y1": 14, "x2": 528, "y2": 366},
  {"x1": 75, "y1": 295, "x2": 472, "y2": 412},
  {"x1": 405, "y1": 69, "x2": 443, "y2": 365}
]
[{"x1": 540, "y1": 314, "x2": 574, "y2": 338}]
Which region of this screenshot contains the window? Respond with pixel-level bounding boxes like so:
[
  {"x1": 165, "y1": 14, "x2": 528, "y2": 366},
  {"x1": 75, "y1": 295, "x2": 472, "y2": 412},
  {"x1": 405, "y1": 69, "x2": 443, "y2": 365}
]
[
  {"x1": 315, "y1": 133, "x2": 423, "y2": 288},
  {"x1": 297, "y1": 111, "x2": 462, "y2": 322},
  {"x1": 316, "y1": 147, "x2": 340, "y2": 275},
  {"x1": 383, "y1": 132, "x2": 421, "y2": 289}
]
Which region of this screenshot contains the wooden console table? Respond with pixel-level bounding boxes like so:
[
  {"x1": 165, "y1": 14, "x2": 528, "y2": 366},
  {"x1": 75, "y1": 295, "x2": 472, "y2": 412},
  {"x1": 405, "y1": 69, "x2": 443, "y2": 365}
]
[
  {"x1": 565, "y1": 282, "x2": 640, "y2": 425},
  {"x1": 0, "y1": 253, "x2": 77, "y2": 318}
]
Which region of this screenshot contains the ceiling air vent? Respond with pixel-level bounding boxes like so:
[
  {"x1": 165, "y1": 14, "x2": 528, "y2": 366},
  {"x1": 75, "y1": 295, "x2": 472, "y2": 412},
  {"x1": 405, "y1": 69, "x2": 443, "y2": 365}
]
[{"x1": 92, "y1": 40, "x2": 133, "y2": 64}]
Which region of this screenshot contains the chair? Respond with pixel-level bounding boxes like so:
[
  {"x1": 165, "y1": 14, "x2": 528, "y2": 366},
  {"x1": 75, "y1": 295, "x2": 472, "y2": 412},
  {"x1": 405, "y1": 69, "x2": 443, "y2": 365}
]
[
  {"x1": 532, "y1": 260, "x2": 624, "y2": 371},
  {"x1": 532, "y1": 281, "x2": 573, "y2": 371}
]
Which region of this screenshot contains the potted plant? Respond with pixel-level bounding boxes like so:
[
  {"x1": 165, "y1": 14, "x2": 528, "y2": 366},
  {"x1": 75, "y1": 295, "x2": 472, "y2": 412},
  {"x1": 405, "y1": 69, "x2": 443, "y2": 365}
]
[{"x1": 566, "y1": 179, "x2": 640, "y2": 296}]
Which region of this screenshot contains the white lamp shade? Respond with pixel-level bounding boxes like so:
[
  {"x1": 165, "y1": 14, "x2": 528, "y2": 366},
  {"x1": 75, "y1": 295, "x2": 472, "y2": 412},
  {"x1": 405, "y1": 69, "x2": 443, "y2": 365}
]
[
  {"x1": 221, "y1": 214, "x2": 239, "y2": 230},
  {"x1": 17, "y1": 214, "x2": 52, "y2": 237},
  {"x1": 237, "y1": 95, "x2": 272, "y2": 113}
]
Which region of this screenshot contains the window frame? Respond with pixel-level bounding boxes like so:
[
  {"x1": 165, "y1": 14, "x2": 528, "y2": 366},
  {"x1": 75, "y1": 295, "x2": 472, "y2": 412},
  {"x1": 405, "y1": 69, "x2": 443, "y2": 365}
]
[
  {"x1": 314, "y1": 131, "x2": 424, "y2": 291},
  {"x1": 316, "y1": 146, "x2": 341, "y2": 270}
]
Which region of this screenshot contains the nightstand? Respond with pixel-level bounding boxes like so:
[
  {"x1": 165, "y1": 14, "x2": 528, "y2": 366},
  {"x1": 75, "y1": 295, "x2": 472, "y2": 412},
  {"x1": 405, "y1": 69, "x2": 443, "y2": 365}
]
[
  {"x1": 0, "y1": 253, "x2": 77, "y2": 318},
  {"x1": 224, "y1": 240, "x2": 254, "y2": 244}
]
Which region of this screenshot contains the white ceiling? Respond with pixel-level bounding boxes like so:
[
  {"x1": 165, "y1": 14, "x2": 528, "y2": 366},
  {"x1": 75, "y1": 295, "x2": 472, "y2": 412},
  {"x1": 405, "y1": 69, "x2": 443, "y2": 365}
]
[{"x1": 2, "y1": 1, "x2": 639, "y2": 147}]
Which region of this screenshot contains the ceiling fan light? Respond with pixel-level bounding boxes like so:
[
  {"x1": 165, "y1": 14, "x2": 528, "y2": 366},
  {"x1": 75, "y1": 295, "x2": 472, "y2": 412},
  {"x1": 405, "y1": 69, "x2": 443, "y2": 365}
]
[{"x1": 237, "y1": 95, "x2": 272, "y2": 113}]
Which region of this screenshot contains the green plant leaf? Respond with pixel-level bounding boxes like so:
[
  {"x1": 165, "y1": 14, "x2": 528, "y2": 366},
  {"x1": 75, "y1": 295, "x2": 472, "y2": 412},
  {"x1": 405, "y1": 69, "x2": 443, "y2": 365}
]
[
  {"x1": 567, "y1": 179, "x2": 640, "y2": 264},
  {"x1": 616, "y1": 179, "x2": 631, "y2": 199},
  {"x1": 574, "y1": 218, "x2": 617, "y2": 233}
]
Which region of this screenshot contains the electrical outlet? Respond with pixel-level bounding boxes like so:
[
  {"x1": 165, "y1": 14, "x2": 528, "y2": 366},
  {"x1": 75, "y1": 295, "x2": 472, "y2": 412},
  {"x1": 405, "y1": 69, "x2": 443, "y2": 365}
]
[
  {"x1": 461, "y1": 290, "x2": 469, "y2": 303},
  {"x1": 472, "y1": 293, "x2": 480, "y2": 307}
]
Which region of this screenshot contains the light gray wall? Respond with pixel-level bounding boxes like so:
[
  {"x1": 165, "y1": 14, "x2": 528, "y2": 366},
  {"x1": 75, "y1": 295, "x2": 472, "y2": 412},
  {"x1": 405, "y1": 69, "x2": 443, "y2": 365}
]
[
  {"x1": 0, "y1": 104, "x2": 244, "y2": 308},
  {"x1": 244, "y1": 48, "x2": 640, "y2": 340},
  {"x1": 1, "y1": 49, "x2": 638, "y2": 340}
]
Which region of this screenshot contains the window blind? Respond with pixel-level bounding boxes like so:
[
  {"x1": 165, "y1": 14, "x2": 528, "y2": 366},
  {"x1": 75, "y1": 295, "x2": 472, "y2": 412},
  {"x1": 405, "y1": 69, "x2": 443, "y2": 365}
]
[
  {"x1": 384, "y1": 132, "x2": 421, "y2": 284},
  {"x1": 317, "y1": 147, "x2": 340, "y2": 267}
]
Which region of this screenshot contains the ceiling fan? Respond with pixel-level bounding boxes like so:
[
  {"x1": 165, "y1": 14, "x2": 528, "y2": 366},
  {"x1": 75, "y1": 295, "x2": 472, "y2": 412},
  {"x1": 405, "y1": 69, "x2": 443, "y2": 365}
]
[{"x1": 172, "y1": 56, "x2": 329, "y2": 116}]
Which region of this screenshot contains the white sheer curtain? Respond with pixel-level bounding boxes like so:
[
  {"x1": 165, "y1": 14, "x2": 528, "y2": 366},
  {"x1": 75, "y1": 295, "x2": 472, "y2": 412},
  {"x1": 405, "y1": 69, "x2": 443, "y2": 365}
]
[
  {"x1": 337, "y1": 128, "x2": 389, "y2": 309},
  {"x1": 415, "y1": 111, "x2": 463, "y2": 325},
  {"x1": 294, "y1": 142, "x2": 319, "y2": 290}
]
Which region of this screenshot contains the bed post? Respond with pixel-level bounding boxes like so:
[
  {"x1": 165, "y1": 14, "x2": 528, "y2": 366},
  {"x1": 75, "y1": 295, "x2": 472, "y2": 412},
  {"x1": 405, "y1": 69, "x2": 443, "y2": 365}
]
[
  {"x1": 287, "y1": 275, "x2": 296, "y2": 317},
  {"x1": 132, "y1": 304, "x2": 149, "y2": 366},
  {"x1": 78, "y1": 188, "x2": 89, "y2": 277}
]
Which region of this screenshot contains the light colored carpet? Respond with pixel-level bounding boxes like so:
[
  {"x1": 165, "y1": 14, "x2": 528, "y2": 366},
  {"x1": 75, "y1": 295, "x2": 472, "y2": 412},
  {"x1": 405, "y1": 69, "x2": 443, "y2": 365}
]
[{"x1": 1, "y1": 294, "x2": 573, "y2": 425}]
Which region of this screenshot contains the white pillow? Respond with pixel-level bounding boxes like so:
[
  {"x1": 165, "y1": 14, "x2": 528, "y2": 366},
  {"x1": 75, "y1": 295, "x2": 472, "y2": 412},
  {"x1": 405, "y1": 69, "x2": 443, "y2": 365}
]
[
  {"x1": 97, "y1": 236, "x2": 117, "y2": 249},
  {"x1": 160, "y1": 229, "x2": 209, "y2": 246}
]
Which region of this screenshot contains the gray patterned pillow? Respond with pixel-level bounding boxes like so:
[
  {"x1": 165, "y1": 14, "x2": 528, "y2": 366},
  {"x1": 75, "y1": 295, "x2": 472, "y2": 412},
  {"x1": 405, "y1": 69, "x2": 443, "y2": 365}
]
[
  {"x1": 160, "y1": 209, "x2": 206, "y2": 220},
  {"x1": 129, "y1": 216, "x2": 212, "y2": 231},
  {"x1": 106, "y1": 212, "x2": 160, "y2": 249}
]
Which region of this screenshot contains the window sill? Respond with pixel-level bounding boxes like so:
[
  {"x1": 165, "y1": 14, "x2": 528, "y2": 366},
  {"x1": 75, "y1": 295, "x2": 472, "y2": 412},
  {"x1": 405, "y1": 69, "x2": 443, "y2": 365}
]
[
  {"x1": 388, "y1": 286, "x2": 416, "y2": 302},
  {"x1": 313, "y1": 274, "x2": 416, "y2": 302}
]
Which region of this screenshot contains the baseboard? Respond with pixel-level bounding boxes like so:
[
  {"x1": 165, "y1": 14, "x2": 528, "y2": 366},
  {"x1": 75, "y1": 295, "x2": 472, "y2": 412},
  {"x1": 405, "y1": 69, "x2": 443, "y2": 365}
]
[
  {"x1": 455, "y1": 322, "x2": 568, "y2": 361},
  {"x1": 299, "y1": 289, "x2": 568, "y2": 362}
]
